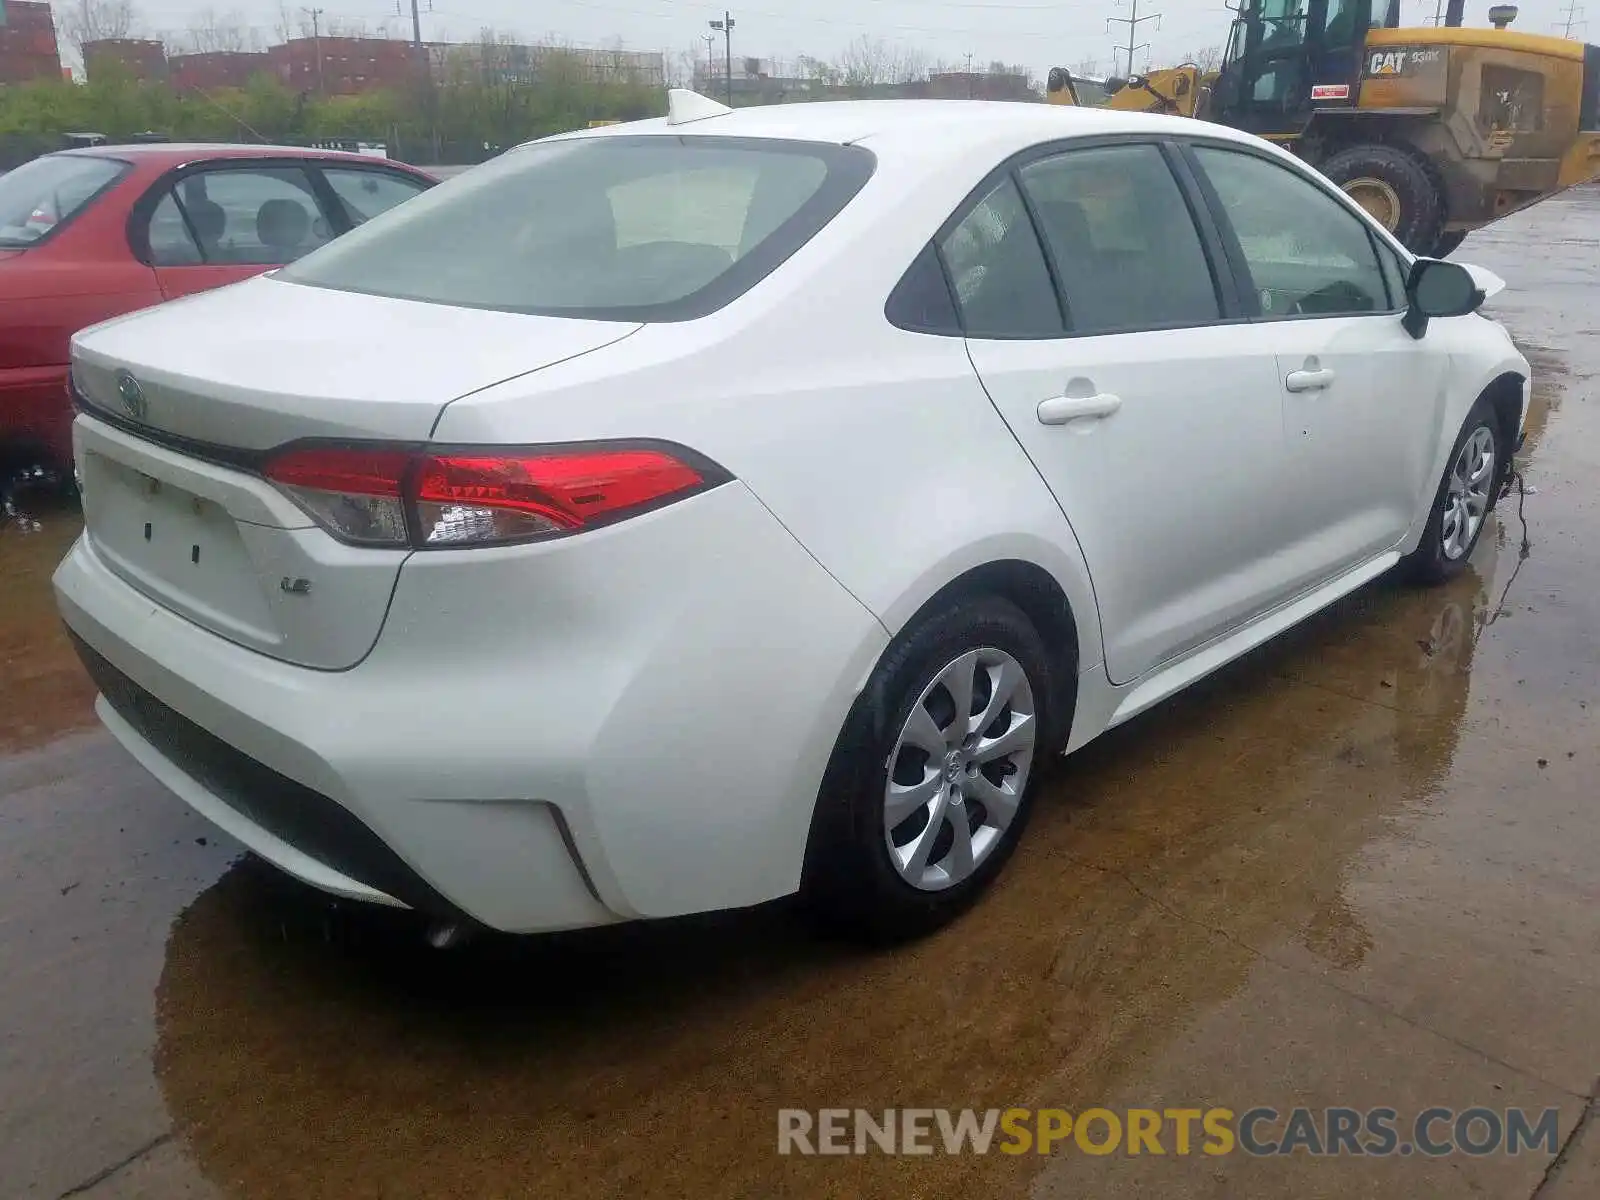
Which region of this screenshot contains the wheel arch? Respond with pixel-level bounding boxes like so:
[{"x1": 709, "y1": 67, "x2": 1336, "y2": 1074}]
[
  {"x1": 876, "y1": 555, "x2": 1087, "y2": 755},
  {"x1": 1477, "y1": 369, "x2": 1528, "y2": 474}
]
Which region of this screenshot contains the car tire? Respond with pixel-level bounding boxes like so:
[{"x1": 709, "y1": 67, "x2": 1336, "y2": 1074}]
[
  {"x1": 1402, "y1": 397, "x2": 1503, "y2": 585},
  {"x1": 802, "y1": 595, "x2": 1060, "y2": 942},
  {"x1": 1321, "y1": 143, "x2": 1444, "y2": 254},
  {"x1": 1431, "y1": 229, "x2": 1468, "y2": 258}
]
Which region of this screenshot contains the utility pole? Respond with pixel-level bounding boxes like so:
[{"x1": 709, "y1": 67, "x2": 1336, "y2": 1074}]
[
  {"x1": 410, "y1": 0, "x2": 424, "y2": 69},
  {"x1": 702, "y1": 33, "x2": 715, "y2": 90},
  {"x1": 1558, "y1": 0, "x2": 1585, "y2": 37},
  {"x1": 964, "y1": 50, "x2": 974, "y2": 97},
  {"x1": 302, "y1": 6, "x2": 325, "y2": 95},
  {"x1": 709, "y1": 12, "x2": 735, "y2": 105},
  {"x1": 1106, "y1": 0, "x2": 1160, "y2": 78}
]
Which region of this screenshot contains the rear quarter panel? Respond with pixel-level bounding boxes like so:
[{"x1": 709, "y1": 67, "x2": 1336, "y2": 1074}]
[{"x1": 429, "y1": 132, "x2": 1107, "y2": 678}]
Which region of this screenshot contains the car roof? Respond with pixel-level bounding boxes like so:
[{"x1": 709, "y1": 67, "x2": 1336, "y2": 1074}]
[
  {"x1": 51, "y1": 143, "x2": 425, "y2": 170},
  {"x1": 540, "y1": 98, "x2": 1267, "y2": 157}
]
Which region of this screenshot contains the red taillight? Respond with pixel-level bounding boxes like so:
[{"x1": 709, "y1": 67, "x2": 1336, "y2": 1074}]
[{"x1": 262, "y1": 442, "x2": 721, "y2": 549}]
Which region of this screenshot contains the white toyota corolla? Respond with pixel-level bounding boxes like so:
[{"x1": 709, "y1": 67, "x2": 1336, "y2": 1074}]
[{"x1": 55, "y1": 93, "x2": 1529, "y2": 941}]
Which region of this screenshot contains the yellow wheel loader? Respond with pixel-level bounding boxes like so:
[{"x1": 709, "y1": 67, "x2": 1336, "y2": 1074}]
[{"x1": 1046, "y1": 0, "x2": 1600, "y2": 256}]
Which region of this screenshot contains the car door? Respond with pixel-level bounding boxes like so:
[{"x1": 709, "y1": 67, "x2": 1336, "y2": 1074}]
[
  {"x1": 953, "y1": 140, "x2": 1294, "y2": 685},
  {"x1": 1186, "y1": 142, "x2": 1445, "y2": 581},
  {"x1": 136, "y1": 164, "x2": 337, "y2": 301}
]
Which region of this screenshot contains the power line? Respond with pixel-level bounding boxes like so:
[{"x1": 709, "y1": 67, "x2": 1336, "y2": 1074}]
[
  {"x1": 1557, "y1": 0, "x2": 1586, "y2": 37},
  {"x1": 1106, "y1": 0, "x2": 1160, "y2": 77}
]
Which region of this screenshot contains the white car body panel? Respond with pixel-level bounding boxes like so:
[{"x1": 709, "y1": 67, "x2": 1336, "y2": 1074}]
[{"x1": 53, "y1": 100, "x2": 1532, "y2": 932}]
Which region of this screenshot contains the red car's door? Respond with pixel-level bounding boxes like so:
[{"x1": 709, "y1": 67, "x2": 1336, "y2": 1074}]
[{"x1": 138, "y1": 164, "x2": 337, "y2": 301}]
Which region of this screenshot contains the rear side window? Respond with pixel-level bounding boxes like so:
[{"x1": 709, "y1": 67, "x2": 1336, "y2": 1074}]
[
  {"x1": 146, "y1": 167, "x2": 333, "y2": 267},
  {"x1": 937, "y1": 177, "x2": 1063, "y2": 338},
  {"x1": 1019, "y1": 144, "x2": 1220, "y2": 334},
  {"x1": 0, "y1": 154, "x2": 128, "y2": 248},
  {"x1": 280, "y1": 136, "x2": 876, "y2": 321},
  {"x1": 321, "y1": 167, "x2": 429, "y2": 227}
]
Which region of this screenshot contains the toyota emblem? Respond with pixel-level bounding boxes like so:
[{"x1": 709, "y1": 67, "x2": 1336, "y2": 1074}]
[{"x1": 114, "y1": 371, "x2": 147, "y2": 421}]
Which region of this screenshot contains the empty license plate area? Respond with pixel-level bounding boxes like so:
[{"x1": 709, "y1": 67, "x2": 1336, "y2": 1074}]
[{"x1": 82, "y1": 449, "x2": 280, "y2": 644}]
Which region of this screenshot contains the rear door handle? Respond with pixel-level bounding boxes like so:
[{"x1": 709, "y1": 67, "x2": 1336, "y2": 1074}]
[
  {"x1": 1037, "y1": 393, "x2": 1123, "y2": 425},
  {"x1": 1285, "y1": 368, "x2": 1336, "y2": 393}
]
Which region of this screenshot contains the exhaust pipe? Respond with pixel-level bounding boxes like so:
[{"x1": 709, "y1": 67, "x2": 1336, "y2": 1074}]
[{"x1": 1444, "y1": 0, "x2": 1466, "y2": 26}]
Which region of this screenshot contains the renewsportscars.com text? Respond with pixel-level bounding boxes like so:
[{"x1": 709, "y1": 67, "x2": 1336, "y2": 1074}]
[{"x1": 777, "y1": 1106, "x2": 1561, "y2": 1157}]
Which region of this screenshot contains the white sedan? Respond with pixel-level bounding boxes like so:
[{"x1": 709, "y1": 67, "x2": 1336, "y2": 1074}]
[{"x1": 55, "y1": 92, "x2": 1528, "y2": 941}]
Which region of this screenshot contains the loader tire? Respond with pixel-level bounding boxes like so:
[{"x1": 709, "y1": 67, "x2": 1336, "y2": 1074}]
[{"x1": 1321, "y1": 144, "x2": 1444, "y2": 254}]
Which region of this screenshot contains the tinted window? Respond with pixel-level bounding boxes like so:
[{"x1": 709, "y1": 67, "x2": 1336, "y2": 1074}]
[
  {"x1": 322, "y1": 167, "x2": 428, "y2": 227},
  {"x1": 145, "y1": 191, "x2": 203, "y2": 265},
  {"x1": 938, "y1": 177, "x2": 1062, "y2": 338},
  {"x1": 281, "y1": 137, "x2": 874, "y2": 321},
  {"x1": 168, "y1": 167, "x2": 332, "y2": 266},
  {"x1": 0, "y1": 154, "x2": 127, "y2": 247},
  {"x1": 1193, "y1": 146, "x2": 1390, "y2": 318},
  {"x1": 886, "y1": 243, "x2": 960, "y2": 334},
  {"x1": 1020, "y1": 144, "x2": 1219, "y2": 334}
]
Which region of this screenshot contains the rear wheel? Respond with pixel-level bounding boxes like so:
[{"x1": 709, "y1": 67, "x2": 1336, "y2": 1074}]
[
  {"x1": 1321, "y1": 143, "x2": 1444, "y2": 254},
  {"x1": 803, "y1": 596, "x2": 1060, "y2": 941}
]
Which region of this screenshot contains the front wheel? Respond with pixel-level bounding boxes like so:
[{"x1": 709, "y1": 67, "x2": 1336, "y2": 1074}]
[
  {"x1": 1402, "y1": 398, "x2": 1502, "y2": 584},
  {"x1": 802, "y1": 596, "x2": 1061, "y2": 941}
]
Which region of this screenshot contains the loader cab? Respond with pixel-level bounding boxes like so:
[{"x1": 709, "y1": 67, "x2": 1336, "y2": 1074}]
[{"x1": 1212, "y1": 0, "x2": 1381, "y2": 136}]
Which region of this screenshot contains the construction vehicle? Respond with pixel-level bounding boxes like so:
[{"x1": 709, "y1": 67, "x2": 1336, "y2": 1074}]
[{"x1": 1046, "y1": 0, "x2": 1600, "y2": 256}]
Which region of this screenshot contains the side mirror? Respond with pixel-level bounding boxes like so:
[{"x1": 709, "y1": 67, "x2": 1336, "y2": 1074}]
[{"x1": 1402, "y1": 258, "x2": 1485, "y2": 339}]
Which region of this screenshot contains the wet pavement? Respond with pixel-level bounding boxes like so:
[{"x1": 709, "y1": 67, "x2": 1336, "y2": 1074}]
[{"x1": 4, "y1": 193, "x2": 1600, "y2": 1200}]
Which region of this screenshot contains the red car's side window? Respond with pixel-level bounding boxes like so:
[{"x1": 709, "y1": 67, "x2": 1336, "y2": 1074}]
[{"x1": 143, "y1": 167, "x2": 333, "y2": 268}]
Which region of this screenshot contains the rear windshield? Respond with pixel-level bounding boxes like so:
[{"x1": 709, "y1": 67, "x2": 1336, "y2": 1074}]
[
  {"x1": 0, "y1": 154, "x2": 128, "y2": 248},
  {"x1": 279, "y1": 135, "x2": 876, "y2": 320}
]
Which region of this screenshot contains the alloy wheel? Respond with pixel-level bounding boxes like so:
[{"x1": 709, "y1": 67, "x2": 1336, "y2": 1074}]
[
  {"x1": 1441, "y1": 425, "x2": 1496, "y2": 561},
  {"x1": 883, "y1": 648, "x2": 1037, "y2": 892}
]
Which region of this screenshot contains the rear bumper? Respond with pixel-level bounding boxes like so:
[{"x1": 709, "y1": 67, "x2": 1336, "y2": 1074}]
[
  {"x1": 54, "y1": 481, "x2": 889, "y2": 934},
  {"x1": 0, "y1": 364, "x2": 71, "y2": 463}
]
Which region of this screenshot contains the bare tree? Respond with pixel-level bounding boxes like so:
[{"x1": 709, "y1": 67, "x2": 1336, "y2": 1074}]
[
  {"x1": 58, "y1": 0, "x2": 139, "y2": 59},
  {"x1": 323, "y1": 16, "x2": 370, "y2": 38},
  {"x1": 185, "y1": 7, "x2": 261, "y2": 53},
  {"x1": 892, "y1": 45, "x2": 928, "y2": 84},
  {"x1": 838, "y1": 35, "x2": 896, "y2": 88},
  {"x1": 837, "y1": 35, "x2": 926, "y2": 88},
  {"x1": 1178, "y1": 45, "x2": 1225, "y2": 71}
]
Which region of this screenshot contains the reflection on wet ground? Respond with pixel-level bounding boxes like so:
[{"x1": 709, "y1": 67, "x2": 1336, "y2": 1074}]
[{"x1": 4, "y1": 191, "x2": 1600, "y2": 1200}]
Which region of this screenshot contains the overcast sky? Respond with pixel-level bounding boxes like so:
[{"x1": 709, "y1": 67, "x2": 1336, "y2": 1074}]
[{"x1": 129, "y1": 0, "x2": 1583, "y2": 81}]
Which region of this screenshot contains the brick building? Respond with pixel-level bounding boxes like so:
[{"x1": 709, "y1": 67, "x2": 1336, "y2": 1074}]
[
  {"x1": 0, "y1": 1, "x2": 63, "y2": 84},
  {"x1": 169, "y1": 51, "x2": 270, "y2": 91},
  {"x1": 267, "y1": 37, "x2": 422, "y2": 96},
  {"x1": 83, "y1": 38, "x2": 168, "y2": 83}
]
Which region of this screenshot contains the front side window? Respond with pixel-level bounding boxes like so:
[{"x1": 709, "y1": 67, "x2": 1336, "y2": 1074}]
[
  {"x1": 1193, "y1": 145, "x2": 1390, "y2": 318},
  {"x1": 0, "y1": 154, "x2": 128, "y2": 248},
  {"x1": 937, "y1": 177, "x2": 1062, "y2": 338},
  {"x1": 280, "y1": 136, "x2": 874, "y2": 321},
  {"x1": 1019, "y1": 143, "x2": 1220, "y2": 335}
]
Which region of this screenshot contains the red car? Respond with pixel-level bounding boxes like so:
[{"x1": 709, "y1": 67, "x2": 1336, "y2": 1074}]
[{"x1": 0, "y1": 143, "x2": 436, "y2": 468}]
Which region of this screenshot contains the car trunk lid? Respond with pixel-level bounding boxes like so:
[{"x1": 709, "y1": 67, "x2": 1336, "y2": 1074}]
[{"x1": 69, "y1": 277, "x2": 642, "y2": 669}]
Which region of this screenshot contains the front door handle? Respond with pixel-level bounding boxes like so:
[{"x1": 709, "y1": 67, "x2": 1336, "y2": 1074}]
[
  {"x1": 1037, "y1": 392, "x2": 1123, "y2": 425},
  {"x1": 1285, "y1": 368, "x2": 1336, "y2": 393}
]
